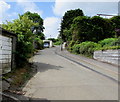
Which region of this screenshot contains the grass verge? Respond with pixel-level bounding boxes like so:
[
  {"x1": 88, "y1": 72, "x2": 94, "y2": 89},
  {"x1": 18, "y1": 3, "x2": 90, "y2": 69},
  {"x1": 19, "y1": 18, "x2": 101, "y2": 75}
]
[{"x1": 3, "y1": 63, "x2": 36, "y2": 90}]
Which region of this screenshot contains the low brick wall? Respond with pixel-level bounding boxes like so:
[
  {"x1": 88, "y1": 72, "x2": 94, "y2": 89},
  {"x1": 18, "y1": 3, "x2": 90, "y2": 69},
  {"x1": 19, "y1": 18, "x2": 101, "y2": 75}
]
[{"x1": 93, "y1": 50, "x2": 119, "y2": 66}]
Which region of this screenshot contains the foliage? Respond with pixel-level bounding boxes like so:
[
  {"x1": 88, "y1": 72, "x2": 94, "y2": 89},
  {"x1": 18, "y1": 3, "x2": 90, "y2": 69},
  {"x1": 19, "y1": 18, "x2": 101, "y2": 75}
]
[
  {"x1": 70, "y1": 16, "x2": 114, "y2": 43},
  {"x1": 96, "y1": 46, "x2": 120, "y2": 51},
  {"x1": 72, "y1": 44, "x2": 81, "y2": 54},
  {"x1": 78, "y1": 42, "x2": 101, "y2": 57},
  {"x1": 71, "y1": 16, "x2": 92, "y2": 42},
  {"x1": 22, "y1": 11, "x2": 45, "y2": 40},
  {"x1": 47, "y1": 38, "x2": 59, "y2": 43},
  {"x1": 22, "y1": 11, "x2": 44, "y2": 32},
  {"x1": 54, "y1": 41, "x2": 61, "y2": 45},
  {"x1": 98, "y1": 38, "x2": 117, "y2": 47},
  {"x1": 59, "y1": 9, "x2": 118, "y2": 44},
  {"x1": 47, "y1": 38, "x2": 61, "y2": 45},
  {"x1": 2, "y1": 14, "x2": 42, "y2": 67},
  {"x1": 67, "y1": 40, "x2": 76, "y2": 52},
  {"x1": 60, "y1": 9, "x2": 84, "y2": 41},
  {"x1": 35, "y1": 38, "x2": 43, "y2": 50},
  {"x1": 110, "y1": 16, "x2": 120, "y2": 29},
  {"x1": 70, "y1": 38, "x2": 120, "y2": 57},
  {"x1": 110, "y1": 37, "x2": 120, "y2": 46},
  {"x1": 90, "y1": 16, "x2": 114, "y2": 41},
  {"x1": 68, "y1": 41, "x2": 101, "y2": 57},
  {"x1": 3, "y1": 63, "x2": 33, "y2": 88}
]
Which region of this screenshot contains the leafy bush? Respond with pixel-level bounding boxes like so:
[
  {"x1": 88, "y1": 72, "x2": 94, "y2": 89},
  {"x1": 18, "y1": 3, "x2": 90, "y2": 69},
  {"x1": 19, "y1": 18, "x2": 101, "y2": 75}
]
[
  {"x1": 67, "y1": 40, "x2": 76, "y2": 52},
  {"x1": 79, "y1": 42, "x2": 101, "y2": 56},
  {"x1": 110, "y1": 37, "x2": 120, "y2": 46},
  {"x1": 16, "y1": 41, "x2": 34, "y2": 67},
  {"x1": 96, "y1": 46, "x2": 120, "y2": 51},
  {"x1": 54, "y1": 41, "x2": 61, "y2": 45},
  {"x1": 2, "y1": 15, "x2": 39, "y2": 68},
  {"x1": 98, "y1": 38, "x2": 117, "y2": 47},
  {"x1": 71, "y1": 41, "x2": 101, "y2": 57},
  {"x1": 35, "y1": 38, "x2": 43, "y2": 50},
  {"x1": 72, "y1": 44, "x2": 81, "y2": 54}
]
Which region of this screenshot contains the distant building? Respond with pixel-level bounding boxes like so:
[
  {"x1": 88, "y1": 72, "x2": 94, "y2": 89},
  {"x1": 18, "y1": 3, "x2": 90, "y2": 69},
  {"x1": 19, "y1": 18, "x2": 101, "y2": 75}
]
[{"x1": 43, "y1": 40, "x2": 53, "y2": 48}]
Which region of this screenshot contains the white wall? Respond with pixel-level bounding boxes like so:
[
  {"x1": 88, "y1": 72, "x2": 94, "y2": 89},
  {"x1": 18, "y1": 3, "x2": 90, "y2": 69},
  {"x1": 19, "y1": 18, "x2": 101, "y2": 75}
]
[
  {"x1": 93, "y1": 50, "x2": 119, "y2": 66},
  {"x1": 0, "y1": 35, "x2": 12, "y2": 74}
]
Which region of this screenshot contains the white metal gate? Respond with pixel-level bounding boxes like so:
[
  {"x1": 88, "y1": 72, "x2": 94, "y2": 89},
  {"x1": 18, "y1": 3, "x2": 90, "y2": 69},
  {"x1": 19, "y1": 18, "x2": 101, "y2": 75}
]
[{"x1": 0, "y1": 34, "x2": 12, "y2": 74}]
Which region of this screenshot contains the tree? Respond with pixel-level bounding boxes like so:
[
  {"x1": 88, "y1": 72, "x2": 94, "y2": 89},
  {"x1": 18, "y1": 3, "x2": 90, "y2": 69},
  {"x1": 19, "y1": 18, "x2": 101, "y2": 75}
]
[
  {"x1": 47, "y1": 38, "x2": 57, "y2": 43},
  {"x1": 110, "y1": 16, "x2": 120, "y2": 29},
  {"x1": 60, "y1": 9, "x2": 84, "y2": 41},
  {"x1": 22, "y1": 11, "x2": 45, "y2": 40},
  {"x1": 91, "y1": 16, "x2": 114, "y2": 41},
  {"x1": 2, "y1": 15, "x2": 38, "y2": 67},
  {"x1": 110, "y1": 16, "x2": 120, "y2": 37},
  {"x1": 70, "y1": 16, "x2": 114, "y2": 43},
  {"x1": 71, "y1": 16, "x2": 92, "y2": 42}
]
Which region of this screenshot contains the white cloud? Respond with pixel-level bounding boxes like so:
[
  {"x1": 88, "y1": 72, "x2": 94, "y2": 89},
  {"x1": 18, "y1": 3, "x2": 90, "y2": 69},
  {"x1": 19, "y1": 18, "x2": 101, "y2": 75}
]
[
  {"x1": 43, "y1": 17, "x2": 61, "y2": 39},
  {"x1": 0, "y1": 1, "x2": 11, "y2": 23},
  {"x1": 54, "y1": 0, "x2": 119, "y2": 2},
  {"x1": 16, "y1": 0, "x2": 43, "y2": 16},
  {"x1": 53, "y1": 2, "x2": 118, "y2": 17}
]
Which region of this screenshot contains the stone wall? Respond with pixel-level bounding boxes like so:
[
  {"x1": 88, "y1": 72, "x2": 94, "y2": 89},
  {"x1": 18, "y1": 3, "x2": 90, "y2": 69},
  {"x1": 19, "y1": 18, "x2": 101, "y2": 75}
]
[{"x1": 93, "y1": 50, "x2": 119, "y2": 66}]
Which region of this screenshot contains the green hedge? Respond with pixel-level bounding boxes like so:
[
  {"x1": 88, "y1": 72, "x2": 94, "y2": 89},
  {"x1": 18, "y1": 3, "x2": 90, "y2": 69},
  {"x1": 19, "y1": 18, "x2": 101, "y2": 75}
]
[
  {"x1": 79, "y1": 42, "x2": 101, "y2": 56},
  {"x1": 96, "y1": 46, "x2": 120, "y2": 51},
  {"x1": 71, "y1": 41, "x2": 101, "y2": 57},
  {"x1": 98, "y1": 38, "x2": 117, "y2": 47},
  {"x1": 72, "y1": 44, "x2": 81, "y2": 54},
  {"x1": 54, "y1": 41, "x2": 61, "y2": 45},
  {"x1": 68, "y1": 38, "x2": 120, "y2": 57}
]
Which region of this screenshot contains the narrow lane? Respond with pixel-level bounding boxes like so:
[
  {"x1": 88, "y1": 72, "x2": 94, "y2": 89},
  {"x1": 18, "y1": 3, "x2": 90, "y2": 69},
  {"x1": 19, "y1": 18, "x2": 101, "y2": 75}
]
[
  {"x1": 23, "y1": 47, "x2": 118, "y2": 100},
  {"x1": 55, "y1": 47, "x2": 118, "y2": 83}
]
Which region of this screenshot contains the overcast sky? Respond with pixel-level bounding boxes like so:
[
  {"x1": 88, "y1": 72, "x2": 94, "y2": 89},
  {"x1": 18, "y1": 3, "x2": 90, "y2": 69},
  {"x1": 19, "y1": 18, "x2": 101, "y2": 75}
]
[{"x1": 0, "y1": 0, "x2": 119, "y2": 38}]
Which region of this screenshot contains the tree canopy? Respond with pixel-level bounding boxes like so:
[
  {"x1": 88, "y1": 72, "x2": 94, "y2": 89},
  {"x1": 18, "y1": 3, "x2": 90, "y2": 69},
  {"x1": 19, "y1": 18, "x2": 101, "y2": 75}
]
[
  {"x1": 2, "y1": 12, "x2": 45, "y2": 67},
  {"x1": 60, "y1": 9, "x2": 84, "y2": 41},
  {"x1": 59, "y1": 9, "x2": 119, "y2": 43},
  {"x1": 22, "y1": 11, "x2": 45, "y2": 40}
]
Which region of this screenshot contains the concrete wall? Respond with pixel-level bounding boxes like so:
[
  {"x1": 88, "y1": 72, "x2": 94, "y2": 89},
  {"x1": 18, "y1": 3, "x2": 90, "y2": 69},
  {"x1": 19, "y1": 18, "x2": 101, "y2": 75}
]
[
  {"x1": 0, "y1": 28, "x2": 17, "y2": 74},
  {"x1": 93, "y1": 50, "x2": 119, "y2": 66}
]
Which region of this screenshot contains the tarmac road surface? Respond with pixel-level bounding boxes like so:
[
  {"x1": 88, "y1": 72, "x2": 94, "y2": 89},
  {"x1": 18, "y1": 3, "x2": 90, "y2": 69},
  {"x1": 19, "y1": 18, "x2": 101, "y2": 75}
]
[{"x1": 23, "y1": 47, "x2": 118, "y2": 100}]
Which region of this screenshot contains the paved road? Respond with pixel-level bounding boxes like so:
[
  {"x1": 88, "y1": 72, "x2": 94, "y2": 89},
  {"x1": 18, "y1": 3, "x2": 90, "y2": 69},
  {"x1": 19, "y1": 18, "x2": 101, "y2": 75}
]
[{"x1": 23, "y1": 47, "x2": 118, "y2": 100}]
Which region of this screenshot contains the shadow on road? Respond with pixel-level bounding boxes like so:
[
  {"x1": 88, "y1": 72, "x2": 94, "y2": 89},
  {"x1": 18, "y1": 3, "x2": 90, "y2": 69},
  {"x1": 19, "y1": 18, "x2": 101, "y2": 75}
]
[
  {"x1": 34, "y1": 62, "x2": 63, "y2": 72},
  {"x1": 2, "y1": 62, "x2": 62, "y2": 102}
]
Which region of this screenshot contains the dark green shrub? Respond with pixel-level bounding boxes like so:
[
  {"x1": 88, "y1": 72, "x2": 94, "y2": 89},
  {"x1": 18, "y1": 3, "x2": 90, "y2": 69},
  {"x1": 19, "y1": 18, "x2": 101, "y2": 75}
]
[
  {"x1": 16, "y1": 41, "x2": 34, "y2": 67},
  {"x1": 67, "y1": 40, "x2": 76, "y2": 52},
  {"x1": 35, "y1": 38, "x2": 43, "y2": 50}
]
